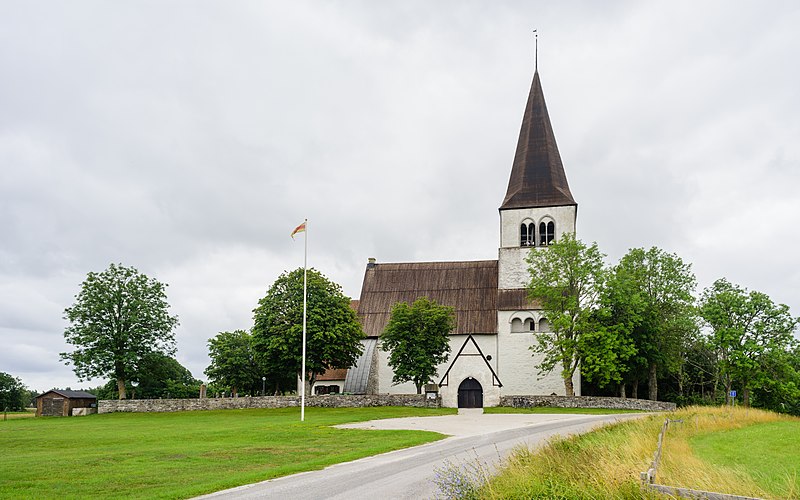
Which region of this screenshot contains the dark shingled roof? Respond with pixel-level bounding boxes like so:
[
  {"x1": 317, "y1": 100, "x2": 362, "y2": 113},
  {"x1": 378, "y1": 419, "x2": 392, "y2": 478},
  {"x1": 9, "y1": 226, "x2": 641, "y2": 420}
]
[
  {"x1": 37, "y1": 390, "x2": 97, "y2": 399},
  {"x1": 357, "y1": 260, "x2": 499, "y2": 337},
  {"x1": 316, "y1": 368, "x2": 348, "y2": 381},
  {"x1": 497, "y1": 288, "x2": 541, "y2": 311},
  {"x1": 500, "y1": 70, "x2": 576, "y2": 210}
]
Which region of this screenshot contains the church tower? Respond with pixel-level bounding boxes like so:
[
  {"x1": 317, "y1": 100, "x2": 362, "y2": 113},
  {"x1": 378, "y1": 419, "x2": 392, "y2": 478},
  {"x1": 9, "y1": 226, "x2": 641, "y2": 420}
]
[
  {"x1": 498, "y1": 69, "x2": 577, "y2": 289},
  {"x1": 496, "y1": 67, "x2": 580, "y2": 396}
]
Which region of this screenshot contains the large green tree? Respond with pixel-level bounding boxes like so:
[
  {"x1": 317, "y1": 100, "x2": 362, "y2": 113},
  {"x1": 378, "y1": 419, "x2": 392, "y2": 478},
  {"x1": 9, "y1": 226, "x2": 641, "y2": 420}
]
[
  {"x1": 92, "y1": 354, "x2": 202, "y2": 399},
  {"x1": 251, "y1": 268, "x2": 363, "y2": 392},
  {"x1": 380, "y1": 297, "x2": 455, "y2": 394},
  {"x1": 0, "y1": 372, "x2": 28, "y2": 411},
  {"x1": 699, "y1": 278, "x2": 798, "y2": 406},
  {"x1": 61, "y1": 263, "x2": 179, "y2": 400},
  {"x1": 526, "y1": 233, "x2": 607, "y2": 396},
  {"x1": 604, "y1": 247, "x2": 697, "y2": 400},
  {"x1": 205, "y1": 330, "x2": 275, "y2": 396}
]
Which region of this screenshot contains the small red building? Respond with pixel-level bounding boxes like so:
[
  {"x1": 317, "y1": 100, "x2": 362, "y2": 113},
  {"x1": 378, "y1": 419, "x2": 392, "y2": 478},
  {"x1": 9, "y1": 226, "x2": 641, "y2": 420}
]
[{"x1": 36, "y1": 390, "x2": 97, "y2": 417}]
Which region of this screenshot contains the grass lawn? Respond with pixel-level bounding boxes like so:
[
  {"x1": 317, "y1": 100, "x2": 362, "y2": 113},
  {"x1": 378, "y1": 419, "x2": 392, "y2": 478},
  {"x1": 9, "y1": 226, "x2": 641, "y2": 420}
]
[
  {"x1": 480, "y1": 406, "x2": 799, "y2": 499},
  {"x1": 0, "y1": 406, "x2": 454, "y2": 499},
  {"x1": 484, "y1": 406, "x2": 645, "y2": 415},
  {"x1": 690, "y1": 420, "x2": 800, "y2": 499}
]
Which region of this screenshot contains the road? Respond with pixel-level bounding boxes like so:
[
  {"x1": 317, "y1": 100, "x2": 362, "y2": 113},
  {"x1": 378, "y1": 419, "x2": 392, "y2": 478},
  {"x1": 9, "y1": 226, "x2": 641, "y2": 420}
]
[{"x1": 195, "y1": 412, "x2": 643, "y2": 500}]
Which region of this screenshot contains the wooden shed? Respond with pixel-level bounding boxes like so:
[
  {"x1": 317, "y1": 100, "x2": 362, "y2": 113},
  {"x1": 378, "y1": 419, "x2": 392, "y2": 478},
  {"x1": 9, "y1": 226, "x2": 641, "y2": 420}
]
[{"x1": 36, "y1": 390, "x2": 97, "y2": 417}]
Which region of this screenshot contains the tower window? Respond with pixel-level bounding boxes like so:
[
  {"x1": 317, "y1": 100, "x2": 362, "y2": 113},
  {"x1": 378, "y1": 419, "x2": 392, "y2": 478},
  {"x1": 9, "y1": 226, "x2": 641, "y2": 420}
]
[
  {"x1": 520, "y1": 222, "x2": 534, "y2": 246},
  {"x1": 540, "y1": 221, "x2": 555, "y2": 245}
]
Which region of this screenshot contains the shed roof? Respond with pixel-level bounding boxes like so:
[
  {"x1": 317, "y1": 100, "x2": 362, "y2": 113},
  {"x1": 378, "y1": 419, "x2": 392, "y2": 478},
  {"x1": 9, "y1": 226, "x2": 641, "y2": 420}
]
[
  {"x1": 316, "y1": 368, "x2": 348, "y2": 381},
  {"x1": 500, "y1": 70, "x2": 576, "y2": 211},
  {"x1": 37, "y1": 390, "x2": 97, "y2": 399},
  {"x1": 357, "y1": 260, "x2": 499, "y2": 337}
]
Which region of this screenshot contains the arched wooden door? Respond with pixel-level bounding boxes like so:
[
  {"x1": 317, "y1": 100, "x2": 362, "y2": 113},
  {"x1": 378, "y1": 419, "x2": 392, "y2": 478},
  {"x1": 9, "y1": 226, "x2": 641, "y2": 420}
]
[{"x1": 457, "y1": 377, "x2": 483, "y2": 408}]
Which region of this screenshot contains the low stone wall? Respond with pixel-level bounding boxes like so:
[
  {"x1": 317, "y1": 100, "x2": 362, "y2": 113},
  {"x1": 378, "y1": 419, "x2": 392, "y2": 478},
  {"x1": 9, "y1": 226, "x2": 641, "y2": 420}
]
[
  {"x1": 499, "y1": 395, "x2": 676, "y2": 412},
  {"x1": 98, "y1": 394, "x2": 439, "y2": 414}
]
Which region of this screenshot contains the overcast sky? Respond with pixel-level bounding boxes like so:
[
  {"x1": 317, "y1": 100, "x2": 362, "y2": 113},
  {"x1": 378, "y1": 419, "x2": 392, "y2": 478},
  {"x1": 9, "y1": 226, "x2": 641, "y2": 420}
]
[{"x1": 2, "y1": 1, "x2": 798, "y2": 392}]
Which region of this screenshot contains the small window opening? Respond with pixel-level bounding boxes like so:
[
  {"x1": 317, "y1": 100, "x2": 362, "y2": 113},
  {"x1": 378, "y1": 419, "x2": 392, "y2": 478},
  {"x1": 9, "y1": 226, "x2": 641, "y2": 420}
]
[{"x1": 520, "y1": 223, "x2": 535, "y2": 246}]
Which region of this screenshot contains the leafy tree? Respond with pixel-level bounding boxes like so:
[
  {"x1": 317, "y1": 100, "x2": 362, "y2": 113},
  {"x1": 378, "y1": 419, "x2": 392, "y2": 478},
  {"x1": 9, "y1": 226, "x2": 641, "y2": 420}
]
[
  {"x1": 380, "y1": 297, "x2": 455, "y2": 394},
  {"x1": 205, "y1": 330, "x2": 269, "y2": 397},
  {"x1": 61, "y1": 263, "x2": 179, "y2": 400},
  {"x1": 252, "y1": 268, "x2": 363, "y2": 392},
  {"x1": 526, "y1": 233, "x2": 606, "y2": 396},
  {"x1": 699, "y1": 278, "x2": 798, "y2": 406},
  {"x1": 749, "y1": 346, "x2": 800, "y2": 415},
  {"x1": 91, "y1": 355, "x2": 202, "y2": 399},
  {"x1": 604, "y1": 247, "x2": 697, "y2": 400},
  {"x1": 134, "y1": 353, "x2": 202, "y2": 399},
  {"x1": 0, "y1": 372, "x2": 28, "y2": 411},
  {"x1": 578, "y1": 317, "x2": 635, "y2": 391}
]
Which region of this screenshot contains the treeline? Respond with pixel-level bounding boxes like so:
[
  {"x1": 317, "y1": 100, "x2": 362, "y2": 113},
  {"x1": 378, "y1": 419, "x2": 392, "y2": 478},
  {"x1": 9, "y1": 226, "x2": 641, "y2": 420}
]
[{"x1": 532, "y1": 236, "x2": 799, "y2": 415}]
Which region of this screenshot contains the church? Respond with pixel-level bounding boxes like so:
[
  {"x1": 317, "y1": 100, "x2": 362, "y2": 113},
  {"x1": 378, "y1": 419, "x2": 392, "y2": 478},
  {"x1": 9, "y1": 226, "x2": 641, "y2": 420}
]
[{"x1": 314, "y1": 65, "x2": 581, "y2": 408}]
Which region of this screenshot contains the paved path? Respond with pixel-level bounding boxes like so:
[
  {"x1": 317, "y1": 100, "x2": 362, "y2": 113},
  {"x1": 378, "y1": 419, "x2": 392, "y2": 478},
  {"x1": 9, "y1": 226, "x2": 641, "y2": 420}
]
[{"x1": 196, "y1": 411, "x2": 644, "y2": 500}]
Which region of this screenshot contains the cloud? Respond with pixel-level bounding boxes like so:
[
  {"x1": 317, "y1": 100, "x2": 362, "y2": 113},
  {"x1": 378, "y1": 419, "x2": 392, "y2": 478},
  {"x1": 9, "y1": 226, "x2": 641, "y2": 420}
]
[{"x1": 2, "y1": 1, "x2": 799, "y2": 390}]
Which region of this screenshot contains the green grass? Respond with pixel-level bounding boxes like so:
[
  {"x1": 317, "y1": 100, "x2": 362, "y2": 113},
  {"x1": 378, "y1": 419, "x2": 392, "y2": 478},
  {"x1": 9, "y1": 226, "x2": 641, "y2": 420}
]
[
  {"x1": 690, "y1": 420, "x2": 800, "y2": 499},
  {"x1": 480, "y1": 406, "x2": 799, "y2": 499},
  {"x1": 484, "y1": 406, "x2": 645, "y2": 415},
  {"x1": 0, "y1": 406, "x2": 454, "y2": 499}
]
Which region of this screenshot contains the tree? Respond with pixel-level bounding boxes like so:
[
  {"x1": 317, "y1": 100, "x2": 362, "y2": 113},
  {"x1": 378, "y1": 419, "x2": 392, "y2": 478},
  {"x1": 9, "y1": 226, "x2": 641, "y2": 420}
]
[
  {"x1": 252, "y1": 268, "x2": 363, "y2": 392},
  {"x1": 205, "y1": 330, "x2": 270, "y2": 397},
  {"x1": 134, "y1": 353, "x2": 202, "y2": 399},
  {"x1": 0, "y1": 372, "x2": 28, "y2": 411},
  {"x1": 604, "y1": 247, "x2": 697, "y2": 400},
  {"x1": 380, "y1": 297, "x2": 455, "y2": 394},
  {"x1": 61, "y1": 263, "x2": 179, "y2": 400},
  {"x1": 91, "y1": 354, "x2": 202, "y2": 399},
  {"x1": 699, "y1": 278, "x2": 798, "y2": 406},
  {"x1": 526, "y1": 233, "x2": 606, "y2": 396}
]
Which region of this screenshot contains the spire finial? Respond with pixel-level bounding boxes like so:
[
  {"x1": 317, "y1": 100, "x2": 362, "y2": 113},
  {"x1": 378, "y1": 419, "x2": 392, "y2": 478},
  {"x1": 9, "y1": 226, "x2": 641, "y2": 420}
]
[{"x1": 533, "y1": 29, "x2": 538, "y2": 72}]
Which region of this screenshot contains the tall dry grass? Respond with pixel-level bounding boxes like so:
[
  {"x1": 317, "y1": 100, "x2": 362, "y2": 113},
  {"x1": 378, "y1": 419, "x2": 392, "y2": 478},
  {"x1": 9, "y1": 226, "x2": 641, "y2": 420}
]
[{"x1": 478, "y1": 406, "x2": 796, "y2": 500}]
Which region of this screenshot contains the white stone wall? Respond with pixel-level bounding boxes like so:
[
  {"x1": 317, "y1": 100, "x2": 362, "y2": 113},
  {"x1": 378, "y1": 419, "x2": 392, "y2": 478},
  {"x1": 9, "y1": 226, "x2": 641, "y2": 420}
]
[
  {"x1": 376, "y1": 334, "x2": 499, "y2": 400},
  {"x1": 311, "y1": 380, "x2": 345, "y2": 394},
  {"x1": 496, "y1": 310, "x2": 580, "y2": 396},
  {"x1": 499, "y1": 205, "x2": 577, "y2": 289}
]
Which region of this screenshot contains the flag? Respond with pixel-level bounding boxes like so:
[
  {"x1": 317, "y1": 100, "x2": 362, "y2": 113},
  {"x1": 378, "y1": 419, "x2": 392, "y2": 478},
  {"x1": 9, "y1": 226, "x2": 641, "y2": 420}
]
[{"x1": 291, "y1": 221, "x2": 306, "y2": 239}]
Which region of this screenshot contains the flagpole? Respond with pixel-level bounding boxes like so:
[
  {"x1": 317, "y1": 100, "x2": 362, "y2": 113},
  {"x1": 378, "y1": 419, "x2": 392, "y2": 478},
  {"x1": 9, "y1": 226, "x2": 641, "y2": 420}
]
[{"x1": 301, "y1": 218, "x2": 308, "y2": 422}]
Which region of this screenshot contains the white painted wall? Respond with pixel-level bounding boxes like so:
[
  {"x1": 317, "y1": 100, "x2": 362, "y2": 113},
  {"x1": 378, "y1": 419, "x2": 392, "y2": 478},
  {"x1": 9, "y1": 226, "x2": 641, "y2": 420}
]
[
  {"x1": 498, "y1": 205, "x2": 577, "y2": 289},
  {"x1": 496, "y1": 310, "x2": 580, "y2": 396},
  {"x1": 376, "y1": 334, "x2": 499, "y2": 397},
  {"x1": 311, "y1": 380, "x2": 345, "y2": 394}
]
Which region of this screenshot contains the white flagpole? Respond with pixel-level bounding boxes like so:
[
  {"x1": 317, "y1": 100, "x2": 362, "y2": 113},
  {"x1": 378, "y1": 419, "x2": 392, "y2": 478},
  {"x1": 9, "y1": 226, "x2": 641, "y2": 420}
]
[{"x1": 301, "y1": 218, "x2": 308, "y2": 422}]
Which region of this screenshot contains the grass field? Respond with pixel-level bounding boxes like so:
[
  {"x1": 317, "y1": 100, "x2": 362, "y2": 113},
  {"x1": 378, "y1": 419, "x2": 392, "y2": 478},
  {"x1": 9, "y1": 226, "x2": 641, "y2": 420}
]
[
  {"x1": 1, "y1": 409, "x2": 35, "y2": 420},
  {"x1": 484, "y1": 406, "x2": 644, "y2": 415},
  {"x1": 0, "y1": 406, "x2": 453, "y2": 499},
  {"x1": 689, "y1": 420, "x2": 800, "y2": 499},
  {"x1": 480, "y1": 406, "x2": 799, "y2": 499}
]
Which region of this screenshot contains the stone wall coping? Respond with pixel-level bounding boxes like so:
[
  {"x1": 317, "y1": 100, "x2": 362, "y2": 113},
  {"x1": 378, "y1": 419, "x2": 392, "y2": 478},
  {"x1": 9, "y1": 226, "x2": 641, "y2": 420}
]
[
  {"x1": 499, "y1": 395, "x2": 676, "y2": 412},
  {"x1": 98, "y1": 394, "x2": 439, "y2": 414}
]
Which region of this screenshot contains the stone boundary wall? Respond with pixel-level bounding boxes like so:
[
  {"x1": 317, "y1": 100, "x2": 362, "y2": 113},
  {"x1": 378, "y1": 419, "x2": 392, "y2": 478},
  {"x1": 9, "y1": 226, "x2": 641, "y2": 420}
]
[
  {"x1": 98, "y1": 394, "x2": 438, "y2": 414},
  {"x1": 500, "y1": 395, "x2": 676, "y2": 412}
]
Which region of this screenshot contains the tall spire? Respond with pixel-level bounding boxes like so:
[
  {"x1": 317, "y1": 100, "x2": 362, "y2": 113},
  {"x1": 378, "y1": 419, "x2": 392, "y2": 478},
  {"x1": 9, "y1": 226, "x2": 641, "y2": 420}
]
[{"x1": 499, "y1": 68, "x2": 576, "y2": 210}]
